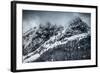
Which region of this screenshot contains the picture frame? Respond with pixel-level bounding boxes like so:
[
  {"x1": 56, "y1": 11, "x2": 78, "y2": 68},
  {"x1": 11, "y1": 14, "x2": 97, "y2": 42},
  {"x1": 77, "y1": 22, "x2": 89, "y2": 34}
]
[{"x1": 11, "y1": 1, "x2": 98, "y2": 72}]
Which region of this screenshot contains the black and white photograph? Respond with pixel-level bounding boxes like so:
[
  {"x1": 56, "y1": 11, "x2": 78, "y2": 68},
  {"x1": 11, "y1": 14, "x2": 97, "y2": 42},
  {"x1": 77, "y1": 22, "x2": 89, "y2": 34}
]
[
  {"x1": 22, "y1": 10, "x2": 91, "y2": 63},
  {"x1": 11, "y1": 1, "x2": 97, "y2": 72}
]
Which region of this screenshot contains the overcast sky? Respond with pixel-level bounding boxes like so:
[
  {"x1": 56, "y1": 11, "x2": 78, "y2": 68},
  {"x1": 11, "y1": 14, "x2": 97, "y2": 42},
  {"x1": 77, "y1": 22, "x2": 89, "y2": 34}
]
[{"x1": 22, "y1": 10, "x2": 91, "y2": 33}]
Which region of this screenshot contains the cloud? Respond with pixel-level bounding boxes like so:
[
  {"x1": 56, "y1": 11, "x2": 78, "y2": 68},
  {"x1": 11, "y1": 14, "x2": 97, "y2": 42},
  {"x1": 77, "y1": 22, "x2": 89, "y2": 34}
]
[{"x1": 22, "y1": 10, "x2": 91, "y2": 33}]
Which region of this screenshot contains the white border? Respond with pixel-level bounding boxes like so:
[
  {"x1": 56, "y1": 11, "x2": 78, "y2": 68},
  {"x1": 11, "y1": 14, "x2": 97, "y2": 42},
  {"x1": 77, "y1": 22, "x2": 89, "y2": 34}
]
[{"x1": 16, "y1": 3, "x2": 96, "y2": 70}]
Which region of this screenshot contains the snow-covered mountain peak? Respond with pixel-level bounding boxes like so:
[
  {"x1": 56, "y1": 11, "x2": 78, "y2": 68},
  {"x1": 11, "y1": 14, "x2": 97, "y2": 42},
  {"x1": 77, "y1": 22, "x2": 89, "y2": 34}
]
[{"x1": 23, "y1": 17, "x2": 91, "y2": 63}]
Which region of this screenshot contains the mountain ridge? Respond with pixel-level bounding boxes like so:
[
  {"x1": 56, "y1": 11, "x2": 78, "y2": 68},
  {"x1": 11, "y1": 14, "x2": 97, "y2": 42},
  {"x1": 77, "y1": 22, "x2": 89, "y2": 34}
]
[{"x1": 23, "y1": 17, "x2": 91, "y2": 63}]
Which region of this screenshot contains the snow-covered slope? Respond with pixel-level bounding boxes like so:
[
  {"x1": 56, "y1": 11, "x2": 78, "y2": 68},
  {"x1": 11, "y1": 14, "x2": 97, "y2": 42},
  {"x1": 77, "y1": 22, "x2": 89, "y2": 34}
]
[{"x1": 23, "y1": 32, "x2": 89, "y2": 63}]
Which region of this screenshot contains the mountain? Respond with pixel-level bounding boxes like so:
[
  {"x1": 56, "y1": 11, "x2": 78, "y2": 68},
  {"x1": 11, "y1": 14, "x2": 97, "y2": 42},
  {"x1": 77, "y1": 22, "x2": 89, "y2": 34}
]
[{"x1": 23, "y1": 17, "x2": 91, "y2": 63}]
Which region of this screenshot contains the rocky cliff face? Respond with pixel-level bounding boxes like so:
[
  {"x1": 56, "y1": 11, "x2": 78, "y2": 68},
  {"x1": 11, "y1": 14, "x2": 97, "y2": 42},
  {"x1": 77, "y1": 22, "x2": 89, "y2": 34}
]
[{"x1": 22, "y1": 17, "x2": 91, "y2": 63}]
